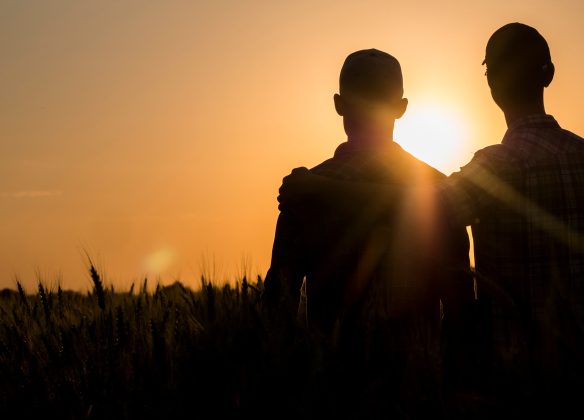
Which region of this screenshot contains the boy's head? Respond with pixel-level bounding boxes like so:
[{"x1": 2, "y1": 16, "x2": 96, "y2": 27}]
[{"x1": 334, "y1": 49, "x2": 408, "y2": 142}]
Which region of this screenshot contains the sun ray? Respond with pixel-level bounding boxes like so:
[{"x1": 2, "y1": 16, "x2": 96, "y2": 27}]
[{"x1": 395, "y1": 103, "x2": 471, "y2": 175}]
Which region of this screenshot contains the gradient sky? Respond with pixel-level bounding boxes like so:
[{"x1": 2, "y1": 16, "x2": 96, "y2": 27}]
[{"x1": 2, "y1": 0, "x2": 584, "y2": 290}]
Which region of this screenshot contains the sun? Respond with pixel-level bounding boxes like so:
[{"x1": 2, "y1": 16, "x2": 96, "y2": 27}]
[{"x1": 394, "y1": 103, "x2": 471, "y2": 175}]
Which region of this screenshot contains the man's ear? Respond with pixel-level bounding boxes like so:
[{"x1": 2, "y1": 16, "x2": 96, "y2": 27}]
[
  {"x1": 542, "y1": 62, "x2": 555, "y2": 88},
  {"x1": 395, "y1": 98, "x2": 408, "y2": 119},
  {"x1": 334, "y1": 93, "x2": 344, "y2": 116}
]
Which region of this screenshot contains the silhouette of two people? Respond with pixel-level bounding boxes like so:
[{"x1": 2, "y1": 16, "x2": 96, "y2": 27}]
[{"x1": 271, "y1": 22, "x2": 584, "y2": 418}]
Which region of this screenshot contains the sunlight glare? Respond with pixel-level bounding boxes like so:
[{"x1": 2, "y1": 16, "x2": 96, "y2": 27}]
[{"x1": 395, "y1": 103, "x2": 470, "y2": 175}]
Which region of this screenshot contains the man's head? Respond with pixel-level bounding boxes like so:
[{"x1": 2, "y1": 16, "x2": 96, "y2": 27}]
[
  {"x1": 334, "y1": 49, "x2": 408, "y2": 143},
  {"x1": 483, "y1": 23, "x2": 555, "y2": 110}
]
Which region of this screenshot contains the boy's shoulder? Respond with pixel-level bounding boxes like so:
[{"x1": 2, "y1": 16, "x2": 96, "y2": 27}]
[{"x1": 306, "y1": 142, "x2": 446, "y2": 184}]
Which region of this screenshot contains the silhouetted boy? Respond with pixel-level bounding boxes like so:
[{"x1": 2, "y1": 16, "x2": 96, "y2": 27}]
[{"x1": 264, "y1": 49, "x2": 471, "y2": 418}]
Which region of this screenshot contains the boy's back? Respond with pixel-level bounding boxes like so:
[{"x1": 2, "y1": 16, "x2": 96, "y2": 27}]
[
  {"x1": 307, "y1": 141, "x2": 449, "y2": 328},
  {"x1": 266, "y1": 139, "x2": 470, "y2": 330}
]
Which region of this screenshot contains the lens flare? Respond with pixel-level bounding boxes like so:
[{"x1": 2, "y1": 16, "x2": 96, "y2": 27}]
[
  {"x1": 395, "y1": 103, "x2": 471, "y2": 175},
  {"x1": 143, "y1": 246, "x2": 176, "y2": 274}
]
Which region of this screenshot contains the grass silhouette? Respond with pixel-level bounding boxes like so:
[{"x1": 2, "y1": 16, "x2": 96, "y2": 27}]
[
  {"x1": 0, "y1": 259, "x2": 450, "y2": 419},
  {"x1": 1, "y1": 262, "x2": 577, "y2": 419}
]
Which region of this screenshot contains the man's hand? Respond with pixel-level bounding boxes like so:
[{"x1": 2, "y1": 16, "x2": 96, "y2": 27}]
[
  {"x1": 277, "y1": 166, "x2": 399, "y2": 217},
  {"x1": 277, "y1": 167, "x2": 321, "y2": 211}
]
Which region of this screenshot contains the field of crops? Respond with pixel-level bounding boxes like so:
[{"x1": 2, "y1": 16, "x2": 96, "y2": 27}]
[
  {"x1": 0, "y1": 261, "x2": 455, "y2": 419},
  {"x1": 1, "y1": 263, "x2": 577, "y2": 419}
]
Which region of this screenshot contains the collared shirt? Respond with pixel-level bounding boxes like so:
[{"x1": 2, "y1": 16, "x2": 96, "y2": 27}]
[
  {"x1": 265, "y1": 140, "x2": 471, "y2": 330},
  {"x1": 438, "y1": 114, "x2": 584, "y2": 376}
]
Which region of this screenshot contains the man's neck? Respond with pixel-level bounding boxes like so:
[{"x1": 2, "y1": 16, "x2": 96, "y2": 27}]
[{"x1": 503, "y1": 102, "x2": 546, "y2": 128}]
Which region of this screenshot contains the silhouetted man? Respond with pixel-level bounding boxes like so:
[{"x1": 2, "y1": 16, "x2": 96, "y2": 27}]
[
  {"x1": 263, "y1": 49, "x2": 471, "y2": 417},
  {"x1": 279, "y1": 23, "x2": 584, "y2": 417}
]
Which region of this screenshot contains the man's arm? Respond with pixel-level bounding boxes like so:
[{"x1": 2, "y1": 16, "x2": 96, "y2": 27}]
[
  {"x1": 275, "y1": 156, "x2": 513, "y2": 308},
  {"x1": 262, "y1": 209, "x2": 306, "y2": 317},
  {"x1": 277, "y1": 147, "x2": 512, "y2": 232}
]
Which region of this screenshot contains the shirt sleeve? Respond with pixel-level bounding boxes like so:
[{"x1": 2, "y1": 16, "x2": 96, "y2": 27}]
[{"x1": 436, "y1": 144, "x2": 519, "y2": 228}]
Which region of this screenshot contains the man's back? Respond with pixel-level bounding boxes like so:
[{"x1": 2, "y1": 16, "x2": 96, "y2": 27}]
[{"x1": 441, "y1": 114, "x2": 584, "y2": 398}]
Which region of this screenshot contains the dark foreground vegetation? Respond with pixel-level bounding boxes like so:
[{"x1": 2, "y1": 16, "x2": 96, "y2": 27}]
[
  {"x1": 0, "y1": 263, "x2": 448, "y2": 420},
  {"x1": 0, "y1": 264, "x2": 578, "y2": 419}
]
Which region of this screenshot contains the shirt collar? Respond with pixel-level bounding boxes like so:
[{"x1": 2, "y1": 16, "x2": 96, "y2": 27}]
[{"x1": 503, "y1": 114, "x2": 560, "y2": 144}]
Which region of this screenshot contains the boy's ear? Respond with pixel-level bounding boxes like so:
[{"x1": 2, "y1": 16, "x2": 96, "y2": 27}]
[
  {"x1": 395, "y1": 98, "x2": 408, "y2": 119},
  {"x1": 334, "y1": 93, "x2": 344, "y2": 116},
  {"x1": 542, "y1": 62, "x2": 555, "y2": 88}
]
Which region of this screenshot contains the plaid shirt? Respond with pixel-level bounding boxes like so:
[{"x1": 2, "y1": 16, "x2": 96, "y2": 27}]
[
  {"x1": 265, "y1": 140, "x2": 471, "y2": 330},
  {"x1": 438, "y1": 114, "x2": 584, "y2": 376}
]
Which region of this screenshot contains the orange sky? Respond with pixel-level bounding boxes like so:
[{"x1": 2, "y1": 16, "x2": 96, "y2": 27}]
[{"x1": 2, "y1": 0, "x2": 584, "y2": 291}]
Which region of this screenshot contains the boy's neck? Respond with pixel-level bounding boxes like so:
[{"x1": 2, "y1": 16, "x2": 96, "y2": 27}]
[
  {"x1": 346, "y1": 130, "x2": 394, "y2": 148},
  {"x1": 344, "y1": 119, "x2": 395, "y2": 148}
]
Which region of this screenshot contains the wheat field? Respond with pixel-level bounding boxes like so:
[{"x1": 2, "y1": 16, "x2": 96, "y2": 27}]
[{"x1": 1, "y1": 262, "x2": 571, "y2": 419}]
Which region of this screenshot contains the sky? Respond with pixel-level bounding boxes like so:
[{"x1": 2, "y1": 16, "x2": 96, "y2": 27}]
[{"x1": 1, "y1": 0, "x2": 584, "y2": 291}]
